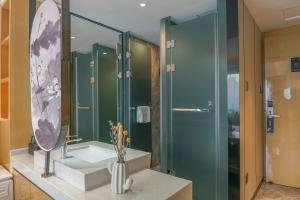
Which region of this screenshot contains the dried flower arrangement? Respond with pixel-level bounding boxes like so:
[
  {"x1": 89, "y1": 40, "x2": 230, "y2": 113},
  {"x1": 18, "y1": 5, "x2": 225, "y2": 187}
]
[{"x1": 109, "y1": 121, "x2": 131, "y2": 163}]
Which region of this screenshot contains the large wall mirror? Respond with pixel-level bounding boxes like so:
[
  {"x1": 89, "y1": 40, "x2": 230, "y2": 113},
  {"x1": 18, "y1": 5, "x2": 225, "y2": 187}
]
[{"x1": 32, "y1": 0, "x2": 160, "y2": 167}]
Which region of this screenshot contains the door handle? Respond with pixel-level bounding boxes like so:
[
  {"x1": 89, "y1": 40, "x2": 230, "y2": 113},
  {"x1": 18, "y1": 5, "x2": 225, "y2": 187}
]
[
  {"x1": 172, "y1": 108, "x2": 210, "y2": 113},
  {"x1": 268, "y1": 114, "x2": 280, "y2": 118},
  {"x1": 130, "y1": 107, "x2": 152, "y2": 111},
  {"x1": 173, "y1": 101, "x2": 213, "y2": 113},
  {"x1": 77, "y1": 105, "x2": 90, "y2": 110}
]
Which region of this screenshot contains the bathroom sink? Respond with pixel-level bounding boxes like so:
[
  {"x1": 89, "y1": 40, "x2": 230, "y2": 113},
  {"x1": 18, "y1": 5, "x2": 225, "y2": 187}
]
[
  {"x1": 34, "y1": 141, "x2": 151, "y2": 191},
  {"x1": 67, "y1": 145, "x2": 117, "y2": 163}
]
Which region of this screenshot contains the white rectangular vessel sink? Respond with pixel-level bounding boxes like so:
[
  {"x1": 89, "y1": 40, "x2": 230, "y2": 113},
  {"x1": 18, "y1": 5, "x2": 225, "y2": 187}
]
[
  {"x1": 68, "y1": 145, "x2": 116, "y2": 164},
  {"x1": 34, "y1": 141, "x2": 151, "y2": 191}
]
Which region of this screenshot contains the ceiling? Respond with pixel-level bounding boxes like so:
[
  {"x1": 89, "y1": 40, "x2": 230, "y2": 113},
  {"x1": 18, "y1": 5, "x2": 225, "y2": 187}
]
[
  {"x1": 244, "y1": 0, "x2": 300, "y2": 32},
  {"x1": 70, "y1": 0, "x2": 217, "y2": 46}
]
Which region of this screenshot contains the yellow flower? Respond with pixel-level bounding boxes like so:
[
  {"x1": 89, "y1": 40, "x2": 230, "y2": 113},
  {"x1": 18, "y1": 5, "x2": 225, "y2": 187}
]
[
  {"x1": 126, "y1": 137, "x2": 131, "y2": 144},
  {"x1": 118, "y1": 124, "x2": 123, "y2": 129},
  {"x1": 113, "y1": 126, "x2": 118, "y2": 131},
  {"x1": 123, "y1": 130, "x2": 128, "y2": 136}
]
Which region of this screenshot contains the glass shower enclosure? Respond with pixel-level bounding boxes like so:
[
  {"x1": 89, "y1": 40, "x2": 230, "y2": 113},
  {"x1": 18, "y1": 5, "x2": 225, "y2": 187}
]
[{"x1": 160, "y1": 1, "x2": 228, "y2": 198}]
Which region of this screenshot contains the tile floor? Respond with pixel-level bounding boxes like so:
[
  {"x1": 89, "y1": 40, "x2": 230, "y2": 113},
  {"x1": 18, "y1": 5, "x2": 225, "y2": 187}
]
[{"x1": 255, "y1": 183, "x2": 300, "y2": 200}]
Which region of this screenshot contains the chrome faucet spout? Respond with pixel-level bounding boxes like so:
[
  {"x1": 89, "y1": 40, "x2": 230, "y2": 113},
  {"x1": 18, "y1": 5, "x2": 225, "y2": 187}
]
[{"x1": 61, "y1": 136, "x2": 82, "y2": 159}]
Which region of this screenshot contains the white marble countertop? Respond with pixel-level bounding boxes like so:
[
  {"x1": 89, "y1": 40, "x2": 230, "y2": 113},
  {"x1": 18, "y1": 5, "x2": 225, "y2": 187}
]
[{"x1": 11, "y1": 149, "x2": 192, "y2": 200}]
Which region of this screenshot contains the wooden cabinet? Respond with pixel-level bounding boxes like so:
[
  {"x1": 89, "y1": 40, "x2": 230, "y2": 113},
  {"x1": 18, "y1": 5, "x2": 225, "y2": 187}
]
[
  {"x1": 239, "y1": 0, "x2": 264, "y2": 199},
  {"x1": 0, "y1": 0, "x2": 10, "y2": 121},
  {"x1": 9, "y1": 0, "x2": 32, "y2": 150},
  {"x1": 0, "y1": 0, "x2": 32, "y2": 166},
  {"x1": 13, "y1": 171, "x2": 52, "y2": 200},
  {"x1": 0, "y1": 120, "x2": 10, "y2": 166},
  {"x1": 13, "y1": 171, "x2": 31, "y2": 200},
  {"x1": 0, "y1": 0, "x2": 11, "y2": 166}
]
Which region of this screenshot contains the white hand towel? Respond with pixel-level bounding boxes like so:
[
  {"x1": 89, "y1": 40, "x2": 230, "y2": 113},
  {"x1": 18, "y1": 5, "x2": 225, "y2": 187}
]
[{"x1": 136, "y1": 106, "x2": 151, "y2": 123}]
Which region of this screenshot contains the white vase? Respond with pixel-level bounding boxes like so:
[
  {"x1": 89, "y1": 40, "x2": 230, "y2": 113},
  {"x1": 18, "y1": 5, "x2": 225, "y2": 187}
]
[{"x1": 108, "y1": 162, "x2": 133, "y2": 194}]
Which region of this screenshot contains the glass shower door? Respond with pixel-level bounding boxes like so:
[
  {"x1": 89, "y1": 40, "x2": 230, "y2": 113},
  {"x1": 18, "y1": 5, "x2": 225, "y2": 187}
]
[
  {"x1": 169, "y1": 13, "x2": 217, "y2": 200},
  {"x1": 73, "y1": 52, "x2": 94, "y2": 141},
  {"x1": 93, "y1": 44, "x2": 118, "y2": 143}
]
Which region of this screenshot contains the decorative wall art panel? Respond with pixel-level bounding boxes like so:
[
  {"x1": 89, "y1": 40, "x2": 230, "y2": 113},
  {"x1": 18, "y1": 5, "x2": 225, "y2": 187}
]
[{"x1": 30, "y1": 0, "x2": 62, "y2": 151}]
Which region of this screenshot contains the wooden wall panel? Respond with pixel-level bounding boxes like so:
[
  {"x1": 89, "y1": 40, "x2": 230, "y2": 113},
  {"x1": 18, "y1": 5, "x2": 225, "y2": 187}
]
[
  {"x1": 254, "y1": 24, "x2": 264, "y2": 187},
  {"x1": 239, "y1": 1, "x2": 264, "y2": 199},
  {"x1": 150, "y1": 45, "x2": 160, "y2": 167},
  {"x1": 238, "y1": 0, "x2": 245, "y2": 199},
  {"x1": 243, "y1": 6, "x2": 257, "y2": 200}
]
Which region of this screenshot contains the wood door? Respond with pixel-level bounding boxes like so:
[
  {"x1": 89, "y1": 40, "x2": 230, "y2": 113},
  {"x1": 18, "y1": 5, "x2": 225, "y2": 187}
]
[{"x1": 265, "y1": 25, "x2": 300, "y2": 188}]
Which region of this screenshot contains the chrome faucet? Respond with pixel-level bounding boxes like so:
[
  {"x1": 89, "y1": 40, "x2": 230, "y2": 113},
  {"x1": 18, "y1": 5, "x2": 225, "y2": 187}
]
[{"x1": 61, "y1": 135, "x2": 82, "y2": 159}]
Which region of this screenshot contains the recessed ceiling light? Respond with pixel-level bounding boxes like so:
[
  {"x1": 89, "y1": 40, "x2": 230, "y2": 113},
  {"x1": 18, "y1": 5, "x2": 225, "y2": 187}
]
[
  {"x1": 103, "y1": 52, "x2": 107, "y2": 55},
  {"x1": 139, "y1": 2, "x2": 146, "y2": 8},
  {"x1": 71, "y1": 36, "x2": 76, "y2": 39}
]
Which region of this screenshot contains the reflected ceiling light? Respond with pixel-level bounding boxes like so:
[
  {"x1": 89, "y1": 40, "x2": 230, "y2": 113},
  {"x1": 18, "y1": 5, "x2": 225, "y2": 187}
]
[
  {"x1": 103, "y1": 52, "x2": 107, "y2": 55},
  {"x1": 139, "y1": 2, "x2": 146, "y2": 8},
  {"x1": 71, "y1": 36, "x2": 76, "y2": 39},
  {"x1": 285, "y1": 15, "x2": 300, "y2": 21},
  {"x1": 283, "y1": 6, "x2": 300, "y2": 21}
]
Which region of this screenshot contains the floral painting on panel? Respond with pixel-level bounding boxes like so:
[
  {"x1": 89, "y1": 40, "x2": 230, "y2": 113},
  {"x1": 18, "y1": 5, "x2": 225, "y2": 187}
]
[{"x1": 30, "y1": 0, "x2": 61, "y2": 151}]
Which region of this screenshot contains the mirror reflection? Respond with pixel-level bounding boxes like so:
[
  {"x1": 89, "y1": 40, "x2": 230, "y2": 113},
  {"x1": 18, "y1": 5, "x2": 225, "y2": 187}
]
[
  {"x1": 69, "y1": 4, "x2": 161, "y2": 168},
  {"x1": 70, "y1": 14, "x2": 122, "y2": 143}
]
